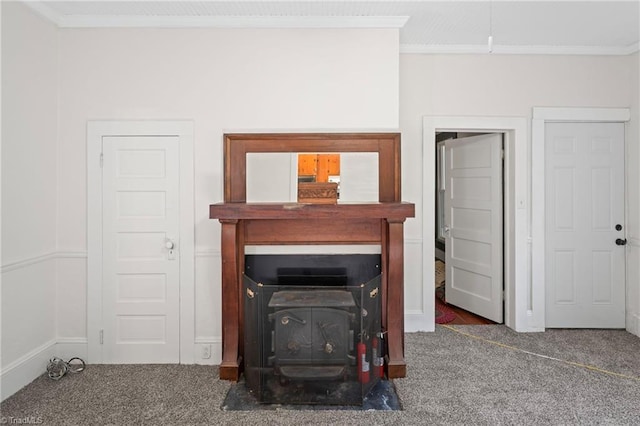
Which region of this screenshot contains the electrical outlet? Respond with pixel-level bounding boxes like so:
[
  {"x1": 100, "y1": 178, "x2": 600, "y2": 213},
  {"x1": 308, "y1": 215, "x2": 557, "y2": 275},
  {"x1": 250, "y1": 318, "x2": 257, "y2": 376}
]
[{"x1": 202, "y1": 344, "x2": 211, "y2": 359}]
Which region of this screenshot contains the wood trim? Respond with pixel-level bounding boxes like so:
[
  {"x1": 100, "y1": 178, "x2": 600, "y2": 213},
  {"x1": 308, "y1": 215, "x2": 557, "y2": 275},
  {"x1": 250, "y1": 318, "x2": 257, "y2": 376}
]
[
  {"x1": 378, "y1": 134, "x2": 401, "y2": 202},
  {"x1": 385, "y1": 219, "x2": 406, "y2": 378},
  {"x1": 219, "y1": 219, "x2": 240, "y2": 381},
  {"x1": 210, "y1": 202, "x2": 414, "y2": 221},
  {"x1": 244, "y1": 219, "x2": 382, "y2": 245},
  {"x1": 222, "y1": 133, "x2": 402, "y2": 203}
]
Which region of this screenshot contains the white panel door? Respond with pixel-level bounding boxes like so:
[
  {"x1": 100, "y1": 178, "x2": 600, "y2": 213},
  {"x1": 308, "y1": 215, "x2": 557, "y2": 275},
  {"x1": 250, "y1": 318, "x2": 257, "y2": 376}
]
[
  {"x1": 102, "y1": 136, "x2": 180, "y2": 362},
  {"x1": 545, "y1": 122, "x2": 625, "y2": 328},
  {"x1": 444, "y1": 134, "x2": 503, "y2": 323}
]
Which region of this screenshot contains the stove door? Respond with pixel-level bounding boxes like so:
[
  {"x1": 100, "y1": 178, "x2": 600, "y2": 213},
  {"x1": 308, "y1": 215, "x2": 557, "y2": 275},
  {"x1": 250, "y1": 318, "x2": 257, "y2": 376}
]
[{"x1": 272, "y1": 307, "x2": 352, "y2": 380}]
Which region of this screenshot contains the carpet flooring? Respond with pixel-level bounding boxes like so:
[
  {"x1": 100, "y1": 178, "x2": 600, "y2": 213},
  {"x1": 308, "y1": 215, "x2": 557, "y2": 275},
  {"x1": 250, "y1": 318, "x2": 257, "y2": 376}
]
[{"x1": 2, "y1": 326, "x2": 639, "y2": 425}]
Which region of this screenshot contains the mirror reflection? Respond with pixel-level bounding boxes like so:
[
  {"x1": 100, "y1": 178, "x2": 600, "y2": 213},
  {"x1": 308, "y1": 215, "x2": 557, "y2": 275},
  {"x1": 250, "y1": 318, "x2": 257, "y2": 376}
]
[
  {"x1": 246, "y1": 152, "x2": 378, "y2": 203},
  {"x1": 297, "y1": 154, "x2": 341, "y2": 204},
  {"x1": 297, "y1": 154, "x2": 341, "y2": 183}
]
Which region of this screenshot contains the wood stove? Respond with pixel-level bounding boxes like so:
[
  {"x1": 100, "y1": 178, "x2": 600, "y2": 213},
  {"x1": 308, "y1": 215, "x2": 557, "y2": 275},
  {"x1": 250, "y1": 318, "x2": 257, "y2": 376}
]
[
  {"x1": 209, "y1": 133, "x2": 415, "y2": 397},
  {"x1": 269, "y1": 289, "x2": 355, "y2": 379},
  {"x1": 242, "y1": 254, "x2": 382, "y2": 404}
]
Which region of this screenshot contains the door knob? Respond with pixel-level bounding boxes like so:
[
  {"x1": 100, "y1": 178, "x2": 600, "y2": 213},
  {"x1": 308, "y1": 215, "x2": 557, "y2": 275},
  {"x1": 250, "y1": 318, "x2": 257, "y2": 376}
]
[
  {"x1": 165, "y1": 240, "x2": 175, "y2": 250},
  {"x1": 443, "y1": 226, "x2": 451, "y2": 237},
  {"x1": 615, "y1": 238, "x2": 627, "y2": 246}
]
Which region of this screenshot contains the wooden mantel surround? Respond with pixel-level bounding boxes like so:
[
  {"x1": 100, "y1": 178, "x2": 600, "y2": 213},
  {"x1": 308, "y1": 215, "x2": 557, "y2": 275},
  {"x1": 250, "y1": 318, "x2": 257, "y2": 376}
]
[{"x1": 209, "y1": 133, "x2": 415, "y2": 381}]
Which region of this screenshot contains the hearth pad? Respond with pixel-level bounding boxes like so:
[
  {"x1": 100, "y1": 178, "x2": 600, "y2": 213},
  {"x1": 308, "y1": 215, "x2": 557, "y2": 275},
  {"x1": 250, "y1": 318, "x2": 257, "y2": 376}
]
[{"x1": 221, "y1": 378, "x2": 402, "y2": 411}]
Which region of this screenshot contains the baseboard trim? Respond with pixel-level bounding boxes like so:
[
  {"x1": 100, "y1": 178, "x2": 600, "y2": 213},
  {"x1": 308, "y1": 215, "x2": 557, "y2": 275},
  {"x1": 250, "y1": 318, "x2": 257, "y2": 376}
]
[
  {"x1": 405, "y1": 311, "x2": 433, "y2": 332},
  {"x1": 194, "y1": 337, "x2": 222, "y2": 365},
  {"x1": 2, "y1": 336, "x2": 225, "y2": 400},
  {"x1": 56, "y1": 338, "x2": 89, "y2": 361},
  {"x1": 1, "y1": 339, "x2": 57, "y2": 401}
]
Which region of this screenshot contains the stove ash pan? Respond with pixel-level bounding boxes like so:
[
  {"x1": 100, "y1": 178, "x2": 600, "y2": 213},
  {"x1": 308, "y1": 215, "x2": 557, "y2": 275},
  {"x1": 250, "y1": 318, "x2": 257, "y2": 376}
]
[{"x1": 268, "y1": 290, "x2": 356, "y2": 381}]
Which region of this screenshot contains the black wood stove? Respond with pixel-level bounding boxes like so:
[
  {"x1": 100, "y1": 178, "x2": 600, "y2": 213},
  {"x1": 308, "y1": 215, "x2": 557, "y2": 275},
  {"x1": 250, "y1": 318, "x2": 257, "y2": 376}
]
[{"x1": 243, "y1": 254, "x2": 383, "y2": 405}]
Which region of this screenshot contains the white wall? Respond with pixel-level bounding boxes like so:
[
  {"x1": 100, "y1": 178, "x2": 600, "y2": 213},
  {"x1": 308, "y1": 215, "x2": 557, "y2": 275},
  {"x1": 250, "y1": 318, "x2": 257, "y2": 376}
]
[
  {"x1": 55, "y1": 27, "x2": 400, "y2": 363},
  {"x1": 1, "y1": 1, "x2": 59, "y2": 400},
  {"x1": 399, "y1": 53, "x2": 637, "y2": 332},
  {"x1": 627, "y1": 52, "x2": 640, "y2": 336}
]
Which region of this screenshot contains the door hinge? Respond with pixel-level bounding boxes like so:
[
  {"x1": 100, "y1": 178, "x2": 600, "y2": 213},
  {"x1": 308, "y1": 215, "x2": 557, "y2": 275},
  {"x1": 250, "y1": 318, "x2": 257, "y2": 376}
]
[
  {"x1": 100, "y1": 153, "x2": 104, "y2": 168},
  {"x1": 99, "y1": 329, "x2": 104, "y2": 345}
]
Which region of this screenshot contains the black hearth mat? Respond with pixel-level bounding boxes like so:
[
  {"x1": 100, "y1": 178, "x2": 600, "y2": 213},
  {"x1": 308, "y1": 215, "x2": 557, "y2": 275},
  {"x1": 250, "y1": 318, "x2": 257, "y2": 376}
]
[{"x1": 221, "y1": 378, "x2": 402, "y2": 411}]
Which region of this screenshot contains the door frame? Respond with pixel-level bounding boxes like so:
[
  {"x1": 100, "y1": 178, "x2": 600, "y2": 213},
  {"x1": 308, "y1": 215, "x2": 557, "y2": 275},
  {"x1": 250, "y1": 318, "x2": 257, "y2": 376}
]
[
  {"x1": 531, "y1": 107, "x2": 630, "y2": 330},
  {"x1": 423, "y1": 116, "x2": 529, "y2": 332},
  {"x1": 87, "y1": 120, "x2": 195, "y2": 363}
]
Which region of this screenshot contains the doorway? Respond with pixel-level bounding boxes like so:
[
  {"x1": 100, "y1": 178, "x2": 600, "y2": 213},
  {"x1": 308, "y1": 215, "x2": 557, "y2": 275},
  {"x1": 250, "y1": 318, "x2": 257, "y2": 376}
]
[
  {"x1": 435, "y1": 132, "x2": 504, "y2": 324},
  {"x1": 544, "y1": 122, "x2": 625, "y2": 328},
  {"x1": 423, "y1": 116, "x2": 529, "y2": 332},
  {"x1": 532, "y1": 109, "x2": 630, "y2": 330},
  {"x1": 87, "y1": 121, "x2": 195, "y2": 363}
]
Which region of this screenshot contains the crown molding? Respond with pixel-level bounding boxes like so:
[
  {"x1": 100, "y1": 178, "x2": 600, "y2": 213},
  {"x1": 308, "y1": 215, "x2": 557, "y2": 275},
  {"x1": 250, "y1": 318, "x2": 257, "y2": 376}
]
[
  {"x1": 22, "y1": 0, "x2": 64, "y2": 24},
  {"x1": 60, "y1": 15, "x2": 409, "y2": 29},
  {"x1": 625, "y1": 42, "x2": 640, "y2": 55},
  {"x1": 400, "y1": 44, "x2": 490, "y2": 55},
  {"x1": 22, "y1": 2, "x2": 408, "y2": 29},
  {"x1": 400, "y1": 43, "x2": 640, "y2": 56},
  {"x1": 22, "y1": 1, "x2": 637, "y2": 56},
  {"x1": 532, "y1": 107, "x2": 630, "y2": 122}
]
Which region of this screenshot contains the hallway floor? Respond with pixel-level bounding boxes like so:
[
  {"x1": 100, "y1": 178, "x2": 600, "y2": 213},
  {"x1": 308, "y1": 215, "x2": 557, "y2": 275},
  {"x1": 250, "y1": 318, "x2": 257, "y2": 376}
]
[{"x1": 446, "y1": 304, "x2": 495, "y2": 325}]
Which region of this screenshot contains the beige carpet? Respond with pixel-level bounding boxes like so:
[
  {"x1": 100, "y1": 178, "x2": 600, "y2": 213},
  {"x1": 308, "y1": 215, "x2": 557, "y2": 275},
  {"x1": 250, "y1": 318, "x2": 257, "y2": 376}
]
[{"x1": 3, "y1": 327, "x2": 639, "y2": 425}]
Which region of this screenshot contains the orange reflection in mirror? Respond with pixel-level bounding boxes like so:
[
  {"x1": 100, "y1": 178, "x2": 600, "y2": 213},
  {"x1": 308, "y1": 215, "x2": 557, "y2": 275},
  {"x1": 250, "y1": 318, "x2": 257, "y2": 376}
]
[
  {"x1": 297, "y1": 154, "x2": 340, "y2": 183},
  {"x1": 297, "y1": 154, "x2": 340, "y2": 203}
]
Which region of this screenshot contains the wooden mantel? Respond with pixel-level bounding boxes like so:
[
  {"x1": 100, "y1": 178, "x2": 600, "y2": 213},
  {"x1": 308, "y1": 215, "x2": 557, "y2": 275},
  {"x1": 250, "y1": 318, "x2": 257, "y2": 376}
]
[
  {"x1": 209, "y1": 133, "x2": 415, "y2": 381},
  {"x1": 209, "y1": 202, "x2": 414, "y2": 221}
]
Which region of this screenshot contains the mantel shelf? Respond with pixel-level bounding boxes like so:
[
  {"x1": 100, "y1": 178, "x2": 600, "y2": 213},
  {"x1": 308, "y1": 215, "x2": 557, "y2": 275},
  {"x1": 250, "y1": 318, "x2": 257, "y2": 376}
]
[{"x1": 209, "y1": 202, "x2": 415, "y2": 221}]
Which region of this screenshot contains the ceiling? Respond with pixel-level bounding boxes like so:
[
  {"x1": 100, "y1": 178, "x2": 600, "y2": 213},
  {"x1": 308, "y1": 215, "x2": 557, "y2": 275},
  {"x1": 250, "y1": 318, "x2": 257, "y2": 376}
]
[{"x1": 25, "y1": 1, "x2": 640, "y2": 55}]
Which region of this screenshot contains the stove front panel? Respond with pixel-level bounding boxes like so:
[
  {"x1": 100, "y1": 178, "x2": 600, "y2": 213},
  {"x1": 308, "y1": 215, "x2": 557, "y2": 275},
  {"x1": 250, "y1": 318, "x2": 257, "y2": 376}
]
[{"x1": 243, "y1": 254, "x2": 382, "y2": 405}]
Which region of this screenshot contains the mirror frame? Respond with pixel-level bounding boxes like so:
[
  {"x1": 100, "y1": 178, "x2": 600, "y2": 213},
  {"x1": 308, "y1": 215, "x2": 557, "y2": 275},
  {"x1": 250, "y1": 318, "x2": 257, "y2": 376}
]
[{"x1": 223, "y1": 133, "x2": 401, "y2": 203}]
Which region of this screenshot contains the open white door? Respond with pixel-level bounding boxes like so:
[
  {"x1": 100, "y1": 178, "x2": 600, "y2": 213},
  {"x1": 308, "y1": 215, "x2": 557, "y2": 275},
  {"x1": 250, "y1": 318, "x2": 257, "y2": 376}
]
[
  {"x1": 545, "y1": 122, "x2": 625, "y2": 328},
  {"x1": 101, "y1": 136, "x2": 181, "y2": 363},
  {"x1": 444, "y1": 134, "x2": 503, "y2": 323}
]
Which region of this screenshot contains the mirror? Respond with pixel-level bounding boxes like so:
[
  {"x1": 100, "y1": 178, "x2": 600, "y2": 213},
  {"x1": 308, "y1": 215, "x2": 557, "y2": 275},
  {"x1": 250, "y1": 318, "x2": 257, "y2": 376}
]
[
  {"x1": 338, "y1": 153, "x2": 378, "y2": 202},
  {"x1": 224, "y1": 133, "x2": 400, "y2": 204},
  {"x1": 246, "y1": 153, "x2": 294, "y2": 202},
  {"x1": 246, "y1": 152, "x2": 378, "y2": 203}
]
